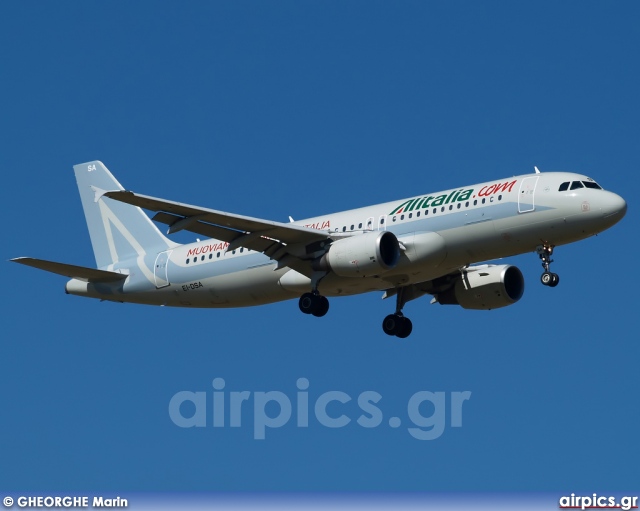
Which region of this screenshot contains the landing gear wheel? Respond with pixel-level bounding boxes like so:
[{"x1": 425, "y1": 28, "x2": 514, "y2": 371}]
[
  {"x1": 382, "y1": 314, "x2": 413, "y2": 338},
  {"x1": 299, "y1": 292, "x2": 330, "y2": 316},
  {"x1": 396, "y1": 317, "x2": 413, "y2": 339},
  {"x1": 540, "y1": 272, "x2": 560, "y2": 287},
  {"x1": 383, "y1": 314, "x2": 400, "y2": 336},
  {"x1": 312, "y1": 295, "x2": 330, "y2": 317},
  {"x1": 299, "y1": 293, "x2": 316, "y2": 314}
]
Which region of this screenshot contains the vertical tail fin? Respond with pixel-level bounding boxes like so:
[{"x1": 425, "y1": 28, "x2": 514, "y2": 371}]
[{"x1": 74, "y1": 161, "x2": 176, "y2": 269}]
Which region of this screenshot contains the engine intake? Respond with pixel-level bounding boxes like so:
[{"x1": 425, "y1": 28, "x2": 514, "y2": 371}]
[
  {"x1": 437, "y1": 265, "x2": 524, "y2": 310},
  {"x1": 315, "y1": 231, "x2": 400, "y2": 277}
]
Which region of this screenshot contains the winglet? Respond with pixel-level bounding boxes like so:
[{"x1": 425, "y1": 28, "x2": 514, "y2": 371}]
[
  {"x1": 90, "y1": 185, "x2": 128, "y2": 203},
  {"x1": 534, "y1": 166, "x2": 541, "y2": 174},
  {"x1": 90, "y1": 185, "x2": 108, "y2": 203}
]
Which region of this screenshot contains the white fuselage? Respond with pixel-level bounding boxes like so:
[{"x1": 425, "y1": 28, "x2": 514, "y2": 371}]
[{"x1": 65, "y1": 171, "x2": 626, "y2": 307}]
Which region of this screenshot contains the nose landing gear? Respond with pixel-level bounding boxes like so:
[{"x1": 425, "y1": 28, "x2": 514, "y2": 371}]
[{"x1": 537, "y1": 244, "x2": 560, "y2": 287}]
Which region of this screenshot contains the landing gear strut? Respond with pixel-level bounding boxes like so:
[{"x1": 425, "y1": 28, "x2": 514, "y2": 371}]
[
  {"x1": 537, "y1": 243, "x2": 560, "y2": 287},
  {"x1": 299, "y1": 292, "x2": 330, "y2": 317},
  {"x1": 382, "y1": 286, "x2": 413, "y2": 338}
]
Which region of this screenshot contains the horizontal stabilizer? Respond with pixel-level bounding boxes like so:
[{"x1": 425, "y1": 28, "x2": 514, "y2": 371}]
[{"x1": 10, "y1": 257, "x2": 127, "y2": 283}]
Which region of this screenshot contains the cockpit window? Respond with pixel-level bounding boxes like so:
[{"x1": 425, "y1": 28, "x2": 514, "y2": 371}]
[{"x1": 561, "y1": 180, "x2": 603, "y2": 192}]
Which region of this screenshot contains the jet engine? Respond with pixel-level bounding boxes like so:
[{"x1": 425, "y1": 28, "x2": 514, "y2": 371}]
[
  {"x1": 315, "y1": 231, "x2": 401, "y2": 277},
  {"x1": 437, "y1": 265, "x2": 524, "y2": 310}
]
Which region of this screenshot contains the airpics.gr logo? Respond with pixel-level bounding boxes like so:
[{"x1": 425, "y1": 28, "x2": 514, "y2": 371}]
[
  {"x1": 389, "y1": 179, "x2": 517, "y2": 215},
  {"x1": 169, "y1": 378, "x2": 472, "y2": 440}
]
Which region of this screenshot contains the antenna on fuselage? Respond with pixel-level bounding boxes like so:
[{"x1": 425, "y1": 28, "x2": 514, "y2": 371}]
[{"x1": 534, "y1": 166, "x2": 541, "y2": 174}]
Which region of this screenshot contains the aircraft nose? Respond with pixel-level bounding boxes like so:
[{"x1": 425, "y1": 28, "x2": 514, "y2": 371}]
[{"x1": 601, "y1": 192, "x2": 627, "y2": 222}]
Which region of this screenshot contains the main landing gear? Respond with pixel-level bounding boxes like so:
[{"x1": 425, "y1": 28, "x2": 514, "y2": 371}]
[
  {"x1": 299, "y1": 292, "x2": 330, "y2": 317},
  {"x1": 298, "y1": 289, "x2": 414, "y2": 337},
  {"x1": 382, "y1": 313, "x2": 412, "y2": 339},
  {"x1": 537, "y1": 243, "x2": 560, "y2": 288},
  {"x1": 382, "y1": 286, "x2": 413, "y2": 338}
]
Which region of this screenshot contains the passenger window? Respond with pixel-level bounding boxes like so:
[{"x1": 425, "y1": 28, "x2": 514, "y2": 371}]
[
  {"x1": 465, "y1": 201, "x2": 469, "y2": 207},
  {"x1": 380, "y1": 218, "x2": 385, "y2": 225},
  {"x1": 570, "y1": 181, "x2": 584, "y2": 190},
  {"x1": 392, "y1": 217, "x2": 397, "y2": 222},
  {"x1": 473, "y1": 200, "x2": 477, "y2": 206},
  {"x1": 350, "y1": 224, "x2": 354, "y2": 231},
  {"x1": 217, "y1": 252, "x2": 220, "y2": 258},
  {"x1": 558, "y1": 182, "x2": 570, "y2": 191},
  {"x1": 433, "y1": 208, "x2": 437, "y2": 214},
  {"x1": 408, "y1": 213, "x2": 412, "y2": 218},
  {"x1": 186, "y1": 259, "x2": 189, "y2": 264},
  {"x1": 416, "y1": 211, "x2": 420, "y2": 217},
  {"x1": 498, "y1": 195, "x2": 502, "y2": 201},
  {"x1": 342, "y1": 226, "x2": 347, "y2": 232},
  {"x1": 358, "y1": 223, "x2": 363, "y2": 229},
  {"x1": 209, "y1": 254, "x2": 212, "y2": 259},
  {"x1": 482, "y1": 198, "x2": 486, "y2": 204},
  {"x1": 400, "y1": 214, "x2": 404, "y2": 220},
  {"x1": 457, "y1": 203, "x2": 461, "y2": 209},
  {"x1": 441, "y1": 207, "x2": 445, "y2": 212}
]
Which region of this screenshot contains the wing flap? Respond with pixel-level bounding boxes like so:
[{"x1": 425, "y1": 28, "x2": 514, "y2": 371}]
[
  {"x1": 152, "y1": 211, "x2": 242, "y2": 242},
  {"x1": 152, "y1": 212, "x2": 289, "y2": 255},
  {"x1": 11, "y1": 257, "x2": 127, "y2": 283}
]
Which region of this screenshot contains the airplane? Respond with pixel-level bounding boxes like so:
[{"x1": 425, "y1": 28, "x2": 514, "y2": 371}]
[{"x1": 12, "y1": 161, "x2": 626, "y2": 338}]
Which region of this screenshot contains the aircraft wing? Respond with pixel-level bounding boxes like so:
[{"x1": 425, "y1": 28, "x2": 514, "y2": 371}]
[
  {"x1": 11, "y1": 257, "x2": 127, "y2": 282},
  {"x1": 102, "y1": 190, "x2": 331, "y2": 264}
]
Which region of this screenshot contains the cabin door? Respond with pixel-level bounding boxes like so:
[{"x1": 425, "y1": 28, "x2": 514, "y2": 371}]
[
  {"x1": 154, "y1": 250, "x2": 172, "y2": 288},
  {"x1": 518, "y1": 176, "x2": 539, "y2": 213}
]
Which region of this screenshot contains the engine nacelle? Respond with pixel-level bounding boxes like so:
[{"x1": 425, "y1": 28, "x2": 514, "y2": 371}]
[
  {"x1": 437, "y1": 265, "x2": 524, "y2": 310},
  {"x1": 316, "y1": 231, "x2": 401, "y2": 277}
]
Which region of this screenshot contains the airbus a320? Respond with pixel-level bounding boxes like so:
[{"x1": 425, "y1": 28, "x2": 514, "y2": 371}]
[{"x1": 12, "y1": 161, "x2": 626, "y2": 338}]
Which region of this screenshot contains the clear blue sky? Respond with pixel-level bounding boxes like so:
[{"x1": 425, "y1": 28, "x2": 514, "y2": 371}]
[{"x1": 1, "y1": 1, "x2": 638, "y2": 494}]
